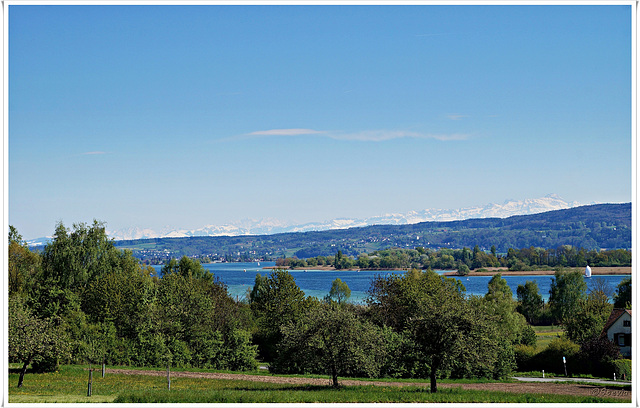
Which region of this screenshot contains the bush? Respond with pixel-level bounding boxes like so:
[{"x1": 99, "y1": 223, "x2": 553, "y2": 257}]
[
  {"x1": 612, "y1": 359, "x2": 631, "y2": 380},
  {"x1": 513, "y1": 344, "x2": 537, "y2": 372},
  {"x1": 457, "y1": 264, "x2": 470, "y2": 276},
  {"x1": 221, "y1": 329, "x2": 259, "y2": 371},
  {"x1": 536, "y1": 337, "x2": 580, "y2": 375},
  {"x1": 517, "y1": 324, "x2": 537, "y2": 347},
  {"x1": 578, "y1": 335, "x2": 622, "y2": 377},
  {"x1": 31, "y1": 354, "x2": 59, "y2": 373}
]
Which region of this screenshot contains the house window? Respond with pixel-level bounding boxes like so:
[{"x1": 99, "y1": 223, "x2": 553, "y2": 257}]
[
  {"x1": 616, "y1": 333, "x2": 628, "y2": 347},
  {"x1": 623, "y1": 320, "x2": 631, "y2": 327}
]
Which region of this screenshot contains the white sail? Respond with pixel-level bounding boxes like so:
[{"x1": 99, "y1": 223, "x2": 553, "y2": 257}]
[{"x1": 585, "y1": 265, "x2": 592, "y2": 278}]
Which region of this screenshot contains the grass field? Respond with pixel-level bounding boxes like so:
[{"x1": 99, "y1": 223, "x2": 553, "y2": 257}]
[
  {"x1": 8, "y1": 364, "x2": 627, "y2": 403},
  {"x1": 534, "y1": 324, "x2": 564, "y2": 351}
]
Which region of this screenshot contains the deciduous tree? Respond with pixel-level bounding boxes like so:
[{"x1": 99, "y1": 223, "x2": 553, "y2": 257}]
[
  {"x1": 613, "y1": 277, "x2": 631, "y2": 308},
  {"x1": 516, "y1": 280, "x2": 544, "y2": 324},
  {"x1": 549, "y1": 270, "x2": 587, "y2": 324},
  {"x1": 8, "y1": 226, "x2": 40, "y2": 296},
  {"x1": 249, "y1": 268, "x2": 311, "y2": 361},
  {"x1": 273, "y1": 302, "x2": 386, "y2": 387},
  {"x1": 367, "y1": 269, "x2": 513, "y2": 392},
  {"x1": 327, "y1": 278, "x2": 351, "y2": 304},
  {"x1": 9, "y1": 296, "x2": 70, "y2": 387}
]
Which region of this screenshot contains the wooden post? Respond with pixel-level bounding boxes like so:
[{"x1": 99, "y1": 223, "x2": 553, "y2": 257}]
[
  {"x1": 87, "y1": 364, "x2": 93, "y2": 397},
  {"x1": 167, "y1": 363, "x2": 171, "y2": 390},
  {"x1": 102, "y1": 362, "x2": 105, "y2": 378}
]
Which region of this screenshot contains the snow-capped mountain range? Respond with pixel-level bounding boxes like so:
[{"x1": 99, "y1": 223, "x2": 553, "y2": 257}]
[
  {"x1": 102, "y1": 194, "x2": 583, "y2": 242},
  {"x1": 25, "y1": 195, "x2": 586, "y2": 246}
]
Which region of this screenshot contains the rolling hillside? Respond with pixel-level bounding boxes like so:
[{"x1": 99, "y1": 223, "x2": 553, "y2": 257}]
[{"x1": 114, "y1": 203, "x2": 631, "y2": 262}]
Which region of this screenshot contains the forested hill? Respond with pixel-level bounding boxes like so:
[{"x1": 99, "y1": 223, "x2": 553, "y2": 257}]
[{"x1": 114, "y1": 203, "x2": 631, "y2": 262}]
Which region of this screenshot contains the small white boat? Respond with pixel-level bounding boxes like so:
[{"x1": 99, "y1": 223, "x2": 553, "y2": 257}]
[{"x1": 585, "y1": 265, "x2": 592, "y2": 278}]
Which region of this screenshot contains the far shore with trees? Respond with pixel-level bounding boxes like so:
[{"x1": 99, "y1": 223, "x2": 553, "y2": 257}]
[{"x1": 272, "y1": 246, "x2": 631, "y2": 276}]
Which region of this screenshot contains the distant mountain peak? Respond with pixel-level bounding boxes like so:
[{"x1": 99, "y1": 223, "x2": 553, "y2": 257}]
[{"x1": 101, "y1": 194, "x2": 583, "y2": 242}]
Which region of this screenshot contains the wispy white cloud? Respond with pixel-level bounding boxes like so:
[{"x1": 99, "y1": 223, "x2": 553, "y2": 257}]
[
  {"x1": 242, "y1": 128, "x2": 469, "y2": 142},
  {"x1": 447, "y1": 114, "x2": 468, "y2": 121},
  {"x1": 247, "y1": 128, "x2": 327, "y2": 137},
  {"x1": 328, "y1": 130, "x2": 469, "y2": 142}
]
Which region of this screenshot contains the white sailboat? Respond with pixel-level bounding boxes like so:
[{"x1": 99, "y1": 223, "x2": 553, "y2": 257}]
[{"x1": 585, "y1": 265, "x2": 592, "y2": 278}]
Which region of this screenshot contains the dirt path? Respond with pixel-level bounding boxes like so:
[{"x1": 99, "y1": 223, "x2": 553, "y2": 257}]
[{"x1": 106, "y1": 368, "x2": 631, "y2": 400}]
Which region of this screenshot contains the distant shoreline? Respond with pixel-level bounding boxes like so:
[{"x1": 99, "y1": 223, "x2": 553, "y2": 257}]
[
  {"x1": 263, "y1": 265, "x2": 631, "y2": 276},
  {"x1": 442, "y1": 266, "x2": 631, "y2": 276}
]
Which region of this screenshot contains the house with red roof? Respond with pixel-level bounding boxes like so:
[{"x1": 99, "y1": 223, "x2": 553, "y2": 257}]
[{"x1": 601, "y1": 308, "x2": 632, "y2": 358}]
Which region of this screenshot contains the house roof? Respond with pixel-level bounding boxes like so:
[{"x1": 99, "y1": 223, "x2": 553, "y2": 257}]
[{"x1": 601, "y1": 308, "x2": 632, "y2": 335}]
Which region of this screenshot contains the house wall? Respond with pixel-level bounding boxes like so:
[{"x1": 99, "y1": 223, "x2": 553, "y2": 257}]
[{"x1": 607, "y1": 311, "x2": 632, "y2": 358}]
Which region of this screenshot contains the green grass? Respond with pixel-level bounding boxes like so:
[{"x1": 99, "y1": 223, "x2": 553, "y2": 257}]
[
  {"x1": 8, "y1": 364, "x2": 627, "y2": 404},
  {"x1": 533, "y1": 325, "x2": 563, "y2": 333},
  {"x1": 533, "y1": 324, "x2": 564, "y2": 351},
  {"x1": 113, "y1": 384, "x2": 622, "y2": 404}
]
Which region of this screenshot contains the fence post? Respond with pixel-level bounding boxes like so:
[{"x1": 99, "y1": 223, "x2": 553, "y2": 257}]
[
  {"x1": 87, "y1": 364, "x2": 93, "y2": 397},
  {"x1": 167, "y1": 363, "x2": 171, "y2": 390}
]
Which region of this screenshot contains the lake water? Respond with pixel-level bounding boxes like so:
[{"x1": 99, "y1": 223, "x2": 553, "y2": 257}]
[{"x1": 152, "y1": 262, "x2": 630, "y2": 304}]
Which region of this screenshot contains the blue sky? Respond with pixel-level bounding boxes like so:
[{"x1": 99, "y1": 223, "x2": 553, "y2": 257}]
[{"x1": 8, "y1": 4, "x2": 633, "y2": 239}]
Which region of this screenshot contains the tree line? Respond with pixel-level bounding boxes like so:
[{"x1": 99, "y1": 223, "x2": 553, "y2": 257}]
[
  {"x1": 276, "y1": 246, "x2": 631, "y2": 272},
  {"x1": 9, "y1": 222, "x2": 257, "y2": 388},
  {"x1": 9, "y1": 221, "x2": 631, "y2": 392}
]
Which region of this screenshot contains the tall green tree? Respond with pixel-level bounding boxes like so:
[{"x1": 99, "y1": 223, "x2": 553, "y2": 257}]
[
  {"x1": 249, "y1": 269, "x2": 311, "y2": 361},
  {"x1": 564, "y1": 287, "x2": 613, "y2": 345},
  {"x1": 482, "y1": 274, "x2": 536, "y2": 347},
  {"x1": 549, "y1": 270, "x2": 587, "y2": 324},
  {"x1": 8, "y1": 226, "x2": 41, "y2": 297},
  {"x1": 367, "y1": 269, "x2": 513, "y2": 392},
  {"x1": 40, "y1": 221, "x2": 120, "y2": 291},
  {"x1": 516, "y1": 280, "x2": 544, "y2": 324},
  {"x1": 485, "y1": 273, "x2": 512, "y2": 302},
  {"x1": 327, "y1": 278, "x2": 351, "y2": 304},
  {"x1": 613, "y1": 277, "x2": 631, "y2": 308},
  {"x1": 82, "y1": 259, "x2": 155, "y2": 339},
  {"x1": 162, "y1": 256, "x2": 214, "y2": 282},
  {"x1": 273, "y1": 302, "x2": 386, "y2": 387}
]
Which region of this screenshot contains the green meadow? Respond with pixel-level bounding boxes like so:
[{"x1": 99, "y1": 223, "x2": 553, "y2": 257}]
[{"x1": 8, "y1": 364, "x2": 627, "y2": 404}]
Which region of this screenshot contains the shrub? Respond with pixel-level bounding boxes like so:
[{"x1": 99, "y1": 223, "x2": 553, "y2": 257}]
[
  {"x1": 517, "y1": 324, "x2": 537, "y2": 347},
  {"x1": 31, "y1": 354, "x2": 59, "y2": 373},
  {"x1": 611, "y1": 359, "x2": 631, "y2": 380},
  {"x1": 578, "y1": 335, "x2": 621, "y2": 377},
  {"x1": 457, "y1": 264, "x2": 470, "y2": 276},
  {"x1": 536, "y1": 337, "x2": 580, "y2": 375},
  {"x1": 513, "y1": 344, "x2": 537, "y2": 372}
]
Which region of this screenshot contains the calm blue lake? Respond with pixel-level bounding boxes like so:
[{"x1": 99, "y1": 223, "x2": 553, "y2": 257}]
[{"x1": 152, "y1": 262, "x2": 630, "y2": 304}]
